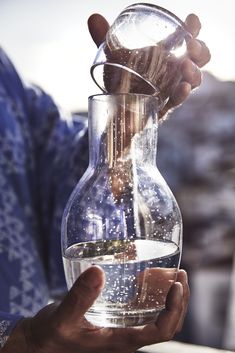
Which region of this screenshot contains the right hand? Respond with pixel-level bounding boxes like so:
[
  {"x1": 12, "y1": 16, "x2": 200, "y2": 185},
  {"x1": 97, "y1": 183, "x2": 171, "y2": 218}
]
[
  {"x1": 88, "y1": 13, "x2": 211, "y2": 119},
  {"x1": 3, "y1": 267, "x2": 189, "y2": 353}
]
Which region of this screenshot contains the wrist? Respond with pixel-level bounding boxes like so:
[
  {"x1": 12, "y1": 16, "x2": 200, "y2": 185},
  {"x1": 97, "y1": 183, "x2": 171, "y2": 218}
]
[{"x1": 1, "y1": 318, "x2": 35, "y2": 353}]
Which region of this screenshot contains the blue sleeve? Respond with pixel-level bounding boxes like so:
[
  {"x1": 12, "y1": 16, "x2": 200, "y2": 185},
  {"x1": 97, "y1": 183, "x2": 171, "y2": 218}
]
[
  {"x1": 0, "y1": 313, "x2": 23, "y2": 348},
  {"x1": 0, "y1": 47, "x2": 89, "y2": 346},
  {"x1": 25, "y1": 85, "x2": 89, "y2": 296}
]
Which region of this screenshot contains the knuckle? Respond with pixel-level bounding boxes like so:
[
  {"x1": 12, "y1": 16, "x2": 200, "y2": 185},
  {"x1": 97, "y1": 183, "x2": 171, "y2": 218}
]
[
  {"x1": 124, "y1": 332, "x2": 141, "y2": 350},
  {"x1": 162, "y1": 330, "x2": 174, "y2": 342},
  {"x1": 192, "y1": 69, "x2": 202, "y2": 88},
  {"x1": 52, "y1": 319, "x2": 67, "y2": 338},
  {"x1": 51, "y1": 316, "x2": 76, "y2": 342},
  {"x1": 181, "y1": 57, "x2": 192, "y2": 70},
  {"x1": 188, "y1": 39, "x2": 202, "y2": 58}
]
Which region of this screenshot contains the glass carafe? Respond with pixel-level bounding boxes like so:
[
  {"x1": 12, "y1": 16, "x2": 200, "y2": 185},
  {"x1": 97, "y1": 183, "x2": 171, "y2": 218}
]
[{"x1": 61, "y1": 93, "x2": 182, "y2": 327}]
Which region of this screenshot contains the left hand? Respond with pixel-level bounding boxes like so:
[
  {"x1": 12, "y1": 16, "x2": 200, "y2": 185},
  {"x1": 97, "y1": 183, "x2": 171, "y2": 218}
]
[
  {"x1": 4, "y1": 268, "x2": 189, "y2": 353},
  {"x1": 88, "y1": 13, "x2": 211, "y2": 119}
]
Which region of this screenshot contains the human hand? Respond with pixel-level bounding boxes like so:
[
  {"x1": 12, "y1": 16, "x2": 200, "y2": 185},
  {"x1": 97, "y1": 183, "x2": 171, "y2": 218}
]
[
  {"x1": 88, "y1": 13, "x2": 211, "y2": 119},
  {"x1": 159, "y1": 14, "x2": 211, "y2": 118},
  {"x1": 3, "y1": 267, "x2": 189, "y2": 353},
  {"x1": 136, "y1": 268, "x2": 179, "y2": 309}
]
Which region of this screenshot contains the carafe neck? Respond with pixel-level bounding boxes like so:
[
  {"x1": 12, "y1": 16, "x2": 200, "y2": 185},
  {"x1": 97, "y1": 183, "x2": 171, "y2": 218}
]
[{"x1": 88, "y1": 94, "x2": 159, "y2": 168}]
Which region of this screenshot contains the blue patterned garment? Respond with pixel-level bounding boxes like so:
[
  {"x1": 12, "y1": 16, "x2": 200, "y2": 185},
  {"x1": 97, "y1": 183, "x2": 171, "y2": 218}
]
[{"x1": 0, "y1": 47, "x2": 89, "y2": 346}]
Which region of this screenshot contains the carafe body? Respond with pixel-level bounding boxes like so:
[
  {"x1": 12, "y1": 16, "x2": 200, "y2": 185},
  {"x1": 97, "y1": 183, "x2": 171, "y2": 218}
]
[{"x1": 61, "y1": 93, "x2": 182, "y2": 327}]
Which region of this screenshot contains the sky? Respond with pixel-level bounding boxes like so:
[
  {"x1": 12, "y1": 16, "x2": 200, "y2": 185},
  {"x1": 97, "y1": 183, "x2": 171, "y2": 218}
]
[{"x1": 0, "y1": 0, "x2": 234, "y2": 112}]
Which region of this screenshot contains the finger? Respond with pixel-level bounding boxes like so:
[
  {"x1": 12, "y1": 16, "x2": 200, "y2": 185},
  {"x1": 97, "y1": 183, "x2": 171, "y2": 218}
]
[
  {"x1": 54, "y1": 266, "x2": 105, "y2": 325},
  {"x1": 180, "y1": 58, "x2": 202, "y2": 88},
  {"x1": 168, "y1": 81, "x2": 191, "y2": 110},
  {"x1": 142, "y1": 282, "x2": 183, "y2": 346},
  {"x1": 175, "y1": 270, "x2": 190, "y2": 332},
  {"x1": 187, "y1": 39, "x2": 211, "y2": 68},
  {"x1": 88, "y1": 13, "x2": 110, "y2": 47},
  {"x1": 185, "y1": 14, "x2": 201, "y2": 38},
  {"x1": 100, "y1": 282, "x2": 184, "y2": 350},
  {"x1": 154, "y1": 282, "x2": 184, "y2": 339},
  {"x1": 116, "y1": 282, "x2": 184, "y2": 348},
  {"x1": 158, "y1": 81, "x2": 190, "y2": 120},
  {"x1": 187, "y1": 38, "x2": 202, "y2": 61}
]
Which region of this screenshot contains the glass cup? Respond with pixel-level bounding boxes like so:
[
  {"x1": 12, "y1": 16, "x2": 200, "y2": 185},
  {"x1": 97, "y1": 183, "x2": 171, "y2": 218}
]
[{"x1": 91, "y1": 3, "x2": 191, "y2": 106}]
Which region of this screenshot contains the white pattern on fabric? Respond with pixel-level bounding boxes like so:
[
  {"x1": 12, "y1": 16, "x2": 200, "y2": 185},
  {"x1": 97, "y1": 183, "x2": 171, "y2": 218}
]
[
  {"x1": 0, "y1": 47, "x2": 89, "y2": 343},
  {"x1": 0, "y1": 320, "x2": 10, "y2": 347}
]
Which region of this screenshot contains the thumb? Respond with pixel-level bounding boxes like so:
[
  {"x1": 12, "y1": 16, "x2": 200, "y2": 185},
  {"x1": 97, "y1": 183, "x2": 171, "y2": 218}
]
[
  {"x1": 55, "y1": 266, "x2": 105, "y2": 323},
  {"x1": 88, "y1": 14, "x2": 110, "y2": 47}
]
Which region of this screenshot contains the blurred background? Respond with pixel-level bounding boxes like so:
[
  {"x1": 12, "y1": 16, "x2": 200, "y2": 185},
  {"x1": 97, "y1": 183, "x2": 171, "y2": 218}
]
[
  {"x1": 0, "y1": 0, "x2": 235, "y2": 111},
  {"x1": 1, "y1": 0, "x2": 234, "y2": 350}
]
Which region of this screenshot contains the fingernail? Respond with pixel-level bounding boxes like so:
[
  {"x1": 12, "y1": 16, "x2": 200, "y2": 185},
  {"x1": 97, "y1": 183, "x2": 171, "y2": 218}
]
[
  {"x1": 176, "y1": 282, "x2": 184, "y2": 297},
  {"x1": 177, "y1": 269, "x2": 189, "y2": 284},
  {"x1": 188, "y1": 39, "x2": 202, "y2": 57}
]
